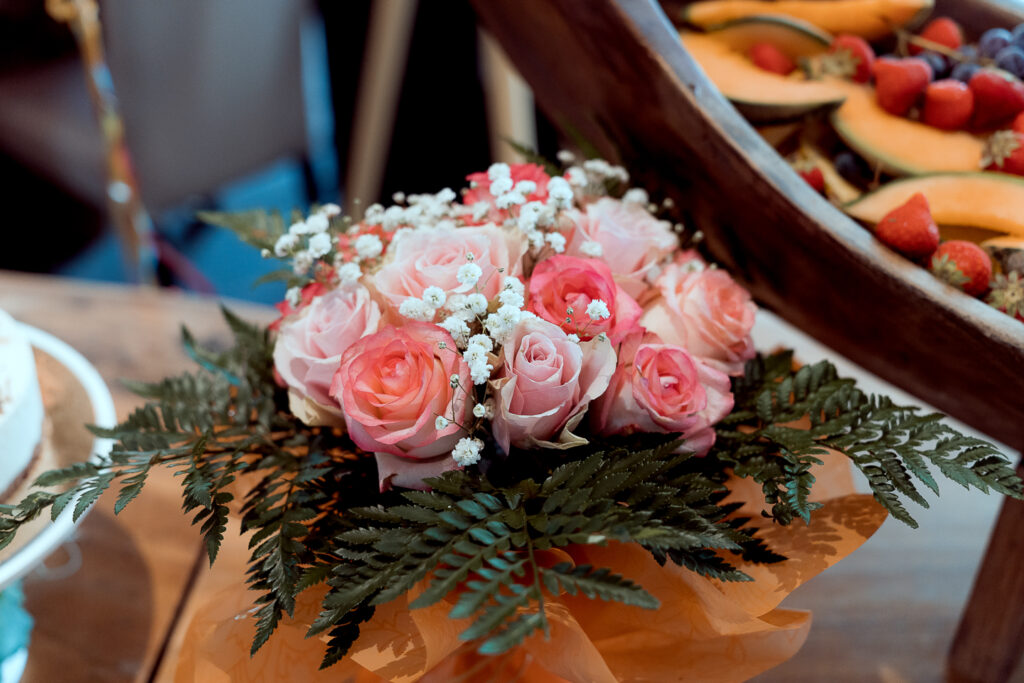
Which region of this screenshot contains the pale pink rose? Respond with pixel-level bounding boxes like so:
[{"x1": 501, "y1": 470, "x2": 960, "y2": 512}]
[
  {"x1": 640, "y1": 264, "x2": 756, "y2": 376},
  {"x1": 463, "y1": 163, "x2": 550, "y2": 224},
  {"x1": 565, "y1": 197, "x2": 677, "y2": 299},
  {"x1": 491, "y1": 316, "x2": 616, "y2": 453},
  {"x1": 273, "y1": 284, "x2": 382, "y2": 426},
  {"x1": 528, "y1": 255, "x2": 642, "y2": 345},
  {"x1": 330, "y1": 322, "x2": 471, "y2": 490},
  {"x1": 590, "y1": 329, "x2": 733, "y2": 455},
  {"x1": 370, "y1": 224, "x2": 527, "y2": 313}
]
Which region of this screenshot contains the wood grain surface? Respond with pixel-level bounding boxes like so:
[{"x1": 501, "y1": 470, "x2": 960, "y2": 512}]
[{"x1": 0, "y1": 270, "x2": 274, "y2": 683}]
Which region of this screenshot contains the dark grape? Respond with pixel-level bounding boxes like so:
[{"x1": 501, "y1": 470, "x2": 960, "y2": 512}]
[
  {"x1": 951, "y1": 61, "x2": 982, "y2": 83},
  {"x1": 996, "y1": 45, "x2": 1024, "y2": 78},
  {"x1": 834, "y1": 151, "x2": 871, "y2": 187},
  {"x1": 919, "y1": 51, "x2": 949, "y2": 79},
  {"x1": 1012, "y1": 23, "x2": 1024, "y2": 46},
  {"x1": 980, "y1": 27, "x2": 1013, "y2": 57}
]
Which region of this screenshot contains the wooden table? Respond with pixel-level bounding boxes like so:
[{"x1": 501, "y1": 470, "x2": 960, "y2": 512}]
[{"x1": 0, "y1": 270, "x2": 1021, "y2": 682}]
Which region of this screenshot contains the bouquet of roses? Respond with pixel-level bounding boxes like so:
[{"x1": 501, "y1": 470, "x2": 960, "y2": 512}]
[{"x1": 2, "y1": 155, "x2": 1021, "y2": 681}]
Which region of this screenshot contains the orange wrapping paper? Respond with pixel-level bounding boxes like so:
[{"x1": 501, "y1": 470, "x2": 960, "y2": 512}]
[{"x1": 174, "y1": 450, "x2": 886, "y2": 683}]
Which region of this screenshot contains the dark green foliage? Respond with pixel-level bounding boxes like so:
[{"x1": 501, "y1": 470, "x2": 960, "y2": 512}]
[{"x1": 1, "y1": 307, "x2": 1019, "y2": 670}]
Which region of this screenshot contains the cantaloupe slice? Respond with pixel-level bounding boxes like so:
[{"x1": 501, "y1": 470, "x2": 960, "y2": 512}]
[
  {"x1": 681, "y1": 0, "x2": 933, "y2": 40},
  {"x1": 830, "y1": 83, "x2": 986, "y2": 176},
  {"x1": 844, "y1": 173, "x2": 1024, "y2": 238},
  {"x1": 681, "y1": 27, "x2": 846, "y2": 122},
  {"x1": 698, "y1": 15, "x2": 833, "y2": 56}
]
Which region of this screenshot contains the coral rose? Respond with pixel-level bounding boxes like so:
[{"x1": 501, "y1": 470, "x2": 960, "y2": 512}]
[
  {"x1": 370, "y1": 224, "x2": 526, "y2": 313},
  {"x1": 491, "y1": 316, "x2": 616, "y2": 453},
  {"x1": 528, "y1": 255, "x2": 642, "y2": 344},
  {"x1": 590, "y1": 329, "x2": 733, "y2": 456},
  {"x1": 330, "y1": 322, "x2": 471, "y2": 490},
  {"x1": 640, "y1": 264, "x2": 756, "y2": 376},
  {"x1": 565, "y1": 197, "x2": 677, "y2": 300},
  {"x1": 273, "y1": 284, "x2": 381, "y2": 427}
]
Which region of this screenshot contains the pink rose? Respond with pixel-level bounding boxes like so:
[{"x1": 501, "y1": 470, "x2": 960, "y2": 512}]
[
  {"x1": 528, "y1": 255, "x2": 642, "y2": 344},
  {"x1": 491, "y1": 316, "x2": 616, "y2": 453},
  {"x1": 463, "y1": 163, "x2": 550, "y2": 224},
  {"x1": 565, "y1": 198, "x2": 677, "y2": 299},
  {"x1": 590, "y1": 330, "x2": 733, "y2": 456},
  {"x1": 370, "y1": 224, "x2": 527, "y2": 313},
  {"x1": 640, "y1": 264, "x2": 756, "y2": 376},
  {"x1": 331, "y1": 322, "x2": 471, "y2": 490},
  {"x1": 273, "y1": 284, "x2": 382, "y2": 426}
]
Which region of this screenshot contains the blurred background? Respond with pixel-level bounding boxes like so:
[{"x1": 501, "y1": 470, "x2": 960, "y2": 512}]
[{"x1": 0, "y1": 0, "x2": 559, "y2": 304}]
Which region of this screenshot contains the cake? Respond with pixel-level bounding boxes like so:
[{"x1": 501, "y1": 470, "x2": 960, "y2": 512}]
[{"x1": 0, "y1": 310, "x2": 43, "y2": 501}]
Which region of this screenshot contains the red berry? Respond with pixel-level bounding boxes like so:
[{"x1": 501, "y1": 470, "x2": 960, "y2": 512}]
[
  {"x1": 911, "y1": 17, "x2": 964, "y2": 55},
  {"x1": 829, "y1": 34, "x2": 875, "y2": 83},
  {"x1": 930, "y1": 240, "x2": 993, "y2": 297},
  {"x1": 873, "y1": 57, "x2": 933, "y2": 116},
  {"x1": 875, "y1": 193, "x2": 940, "y2": 260},
  {"x1": 1012, "y1": 110, "x2": 1024, "y2": 134},
  {"x1": 797, "y1": 166, "x2": 825, "y2": 193},
  {"x1": 982, "y1": 130, "x2": 1024, "y2": 176},
  {"x1": 749, "y1": 43, "x2": 795, "y2": 75},
  {"x1": 922, "y1": 79, "x2": 974, "y2": 130},
  {"x1": 968, "y1": 69, "x2": 1024, "y2": 130}
]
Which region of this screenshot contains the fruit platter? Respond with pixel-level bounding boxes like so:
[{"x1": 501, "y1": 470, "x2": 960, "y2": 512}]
[{"x1": 470, "y1": 0, "x2": 1024, "y2": 452}]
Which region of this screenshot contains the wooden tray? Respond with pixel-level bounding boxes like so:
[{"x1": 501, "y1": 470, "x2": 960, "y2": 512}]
[{"x1": 471, "y1": 0, "x2": 1024, "y2": 452}]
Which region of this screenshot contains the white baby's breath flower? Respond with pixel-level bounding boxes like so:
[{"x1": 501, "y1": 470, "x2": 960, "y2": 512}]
[
  {"x1": 567, "y1": 333, "x2": 580, "y2": 343},
  {"x1": 467, "y1": 334, "x2": 493, "y2": 351},
  {"x1": 382, "y1": 205, "x2": 406, "y2": 231},
  {"x1": 457, "y1": 262, "x2": 483, "y2": 287},
  {"x1": 498, "y1": 288, "x2": 524, "y2": 309},
  {"x1": 435, "y1": 416, "x2": 449, "y2": 430},
  {"x1": 471, "y1": 202, "x2": 490, "y2": 222},
  {"x1": 463, "y1": 344, "x2": 488, "y2": 366},
  {"x1": 470, "y1": 360, "x2": 493, "y2": 385},
  {"x1": 473, "y1": 403, "x2": 487, "y2": 419},
  {"x1": 274, "y1": 233, "x2": 299, "y2": 257},
  {"x1": 288, "y1": 220, "x2": 310, "y2": 235},
  {"x1": 392, "y1": 191, "x2": 406, "y2": 204},
  {"x1": 490, "y1": 175, "x2": 514, "y2": 196},
  {"x1": 502, "y1": 276, "x2": 524, "y2": 295},
  {"x1": 337, "y1": 262, "x2": 362, "y2": 286},
  {"x1": 547, "y1": 176, "x2": 573, "y2": 209},
  {"x1": 308, "y1": 232, "x2": 332, "y2": 258},
  {"x1": 622, "y1": 188, "x2": 649, "y2": 205},
  {"x1": 319, "y1": 203, "x2": 342, "y2": 217},
  {"x1": 449, "y1": 373, "x2": 461, "y2": 387},
  {"x1": 495, "y1": 191, "x2": 525, "y2": 209},
  {"x1": 260, "y1": 248, "x2": 271, "y2": 258},
  {"x1": 545, "y1": 232, "x2": 566, "y2": 253},
  {"x1": 516, "y1": 201, "x2": 543, "y2": 232},
  {"x1": 514, "y1": 180, "x2": 537, "y2": 196},
  {"x1": 292, "y1": 250, "x2": 314, "y2": 275},
  {"x1": 354, "y1": 233, "x2": 383, "y2": 260},
  {"x1": 285, "y1": 287, "x2": 301, "y2": 307},
  {"x1": 422, "y1": 286, "x2": 447, "y2": 309},
  {"x1": 526, "y1": 230, "x2": 546, "y2": 250},
  {"x1": 586, "y1": 299, "x2": 611, "y2": 320},
  {"x1": 436, "y1": 187, "x2": 457, "y2": 203},
  {"x1": 439, "y1": 316, "x2": 471, "y2": 347},
  {"x1": 452, "y1": 437, "x2": 484, "y2": 466},
  {"x1": 565, "y1": 166, "x2": 587, "y2": 187},
  {"x1": 465, "y1": 293, "x2": 489, "y2": 315},
  {"x1": 306, "y1": 213, "x2": 330, "y2": 233},
  {"x1": 557, "y1": 150, "x2": 576, "y2": 164},
  {"x1": 363, "y1": 203, "x2": 385, "y2": 225},
  {"x1": 399, "y1": 297, "x2": 435, "y2": 322},
  {"x1": 487, "y1": 162, "x2": 511, "y2": 181}
]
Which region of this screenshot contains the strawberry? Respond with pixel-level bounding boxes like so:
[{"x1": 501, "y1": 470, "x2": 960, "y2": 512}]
[
  {"x1": 875, "y1": 192, "x2": 940, "y2": 259},
  {"x1": 968, "y1": 69, "x2": 1024, "y2": 130},
  {"x1": 929, "y1": 240, "x2": 993, "y2": 296},
  {"x1": 987, "y1": 272, "x2": 1024, "y2": 321},
  {"x1": 828, "y1": 34, "x2": 875, "y2": 83},
  {"x1": 982, "y1": 129, "x2": 1024, "y2": 175},
  {"x1": 922, "y1": 79, "x2": 974, "y2": 129},
  {"x1": 796, "y1": 166, "x2": 825, "y2": 193},
  {"x1": 873, "y1": 57, "x2": 933, "y2": 116},
  {"x1": 748, "y1": 42, "x2": 795, "y2": 75},
  {"x1": 911, "y1": 17, "x2": 964, "y2": 55},
  {"x1": 1012, "y1": 110, "x2": 1024, "y2": 133}
]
